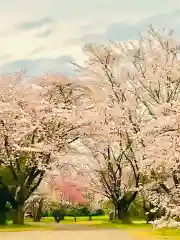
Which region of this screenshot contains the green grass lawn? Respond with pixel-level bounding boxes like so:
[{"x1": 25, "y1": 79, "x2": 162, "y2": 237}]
[
  {"x1": 1, "y1": 216, "x2": 180, "y2": 239},
  {"x1": 40, "y1": 215, "x2": 108, "y2": 224}
]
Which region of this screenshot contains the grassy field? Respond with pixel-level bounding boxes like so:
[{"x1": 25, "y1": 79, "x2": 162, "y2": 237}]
[{"x1": 0, "y1": 216, "x2": 180, "y2": 239}]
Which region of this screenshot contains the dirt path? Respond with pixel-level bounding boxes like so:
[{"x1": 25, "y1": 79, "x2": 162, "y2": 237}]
[{"x1": 0, "y1": 229, "x2": 134, "y2": 240}]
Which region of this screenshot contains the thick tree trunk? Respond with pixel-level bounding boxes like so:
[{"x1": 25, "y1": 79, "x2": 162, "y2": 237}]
[
  {"x1": 12, "y1": 204, "x2": 24, "y2": 225},
  {"x1": 0, "y1": 211, "x2": 6, "y2": 225},
  {"x1": 114, "y1": 192, "x2": 138, "y2": 223},
  {"x1": 116, "y1": 202, "x2": 132, "y2": 224}
]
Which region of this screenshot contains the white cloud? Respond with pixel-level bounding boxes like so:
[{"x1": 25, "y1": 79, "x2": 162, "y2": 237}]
[{"x1": 0, "y1": 0, "x2": 180, "y2": 74}]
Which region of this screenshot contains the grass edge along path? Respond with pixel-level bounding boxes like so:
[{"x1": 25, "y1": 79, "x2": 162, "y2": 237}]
[
  {"x1": 91, "y1": 221, "x2": 180, "y2": 240},
  {"x1": 0, "y1": 217, "x2": 180, "y2": 239}
]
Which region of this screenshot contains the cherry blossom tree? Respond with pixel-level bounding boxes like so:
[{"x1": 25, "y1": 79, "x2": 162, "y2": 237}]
[
  {"x1": 73, "y1": 26, "x2": 180, "y2": 227},
  {"x1": 49, "y1": 175, "x2": 87, "y2": 205},
  {"x1": 24, "y1": 194, "x2": 46, "y2": 222},
  {"x1": 41, "y1": 172, "x2": 86, "y2": 221},
  {"x1": 0, "y1": 71, "x2": 90, "y2": 224},
  {"x1": 128, "y1": 27, "x2": 180, "y2": 228},
  {"x1": 72, "y1": 38, "x2": 142, "y2": 222}
]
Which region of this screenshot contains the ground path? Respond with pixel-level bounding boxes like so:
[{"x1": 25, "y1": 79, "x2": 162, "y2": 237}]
[{"x1": 0, "y1": 225, "x2": 134, "y2": 240}]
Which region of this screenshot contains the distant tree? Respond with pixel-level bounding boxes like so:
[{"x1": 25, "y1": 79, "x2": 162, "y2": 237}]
[{"x1": 24, "y1": 194, "x2": 51, "y2": 222}]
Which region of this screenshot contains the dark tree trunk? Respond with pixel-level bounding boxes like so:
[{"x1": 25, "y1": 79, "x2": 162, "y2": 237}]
[
  {"x1": 89, "y1": 213, "x2": 92, "y2": 221},
  {"x1": 109, "y1": 211, "x2": 115, "y2": 221},
  {"x1": 114, "y1": 197, "x2": 133, "y2": 224},
  {"x1": 33, "y1": 199, "x2": 43, "y2": 222},
  {"x1": 0, "y1": 211, "x2": 6, "y2": 225},
  {"x1": 34, "y1": 212, "x2": 42, "y2": 222},
  {"x1": 116, "y1": 202, "x2": 132, "y2": 224},
  {"x1": 88, "y1": 211, "x2": 92, "y2": 221},
  {"x1": 116, "y1": 192, "x2": 138, "y2": 223},
  {"x1": 0, "y1": 179, "x2": 18, "y2": 225},
  {"x1": 12, "y1": 204, "x2": 24, "y2": 225}
]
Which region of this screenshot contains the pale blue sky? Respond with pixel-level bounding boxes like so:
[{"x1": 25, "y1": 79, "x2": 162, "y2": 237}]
[{"x1": 0, "y1": 0, "x2": 180, "y2": 76}]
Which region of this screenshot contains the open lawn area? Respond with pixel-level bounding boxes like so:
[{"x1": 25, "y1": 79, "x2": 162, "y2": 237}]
[{"x1": 0, "y1": 216, "x2": 180, "y2": 239}]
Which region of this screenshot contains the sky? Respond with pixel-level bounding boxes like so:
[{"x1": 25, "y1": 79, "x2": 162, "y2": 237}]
[{"x1": 0, "y1": 0, "x2": 180, "y2": 76}]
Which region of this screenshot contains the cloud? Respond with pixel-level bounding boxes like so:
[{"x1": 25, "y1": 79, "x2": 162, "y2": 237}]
[
  {"x1": 17, "y1": 17, "x2": 52, "y2": 30},
  {"x1": 103, "y1": 10, "x2": 180, "y2": 42},
  {"x1": 0, "y1": 55, "x2": 75, "y2": 76},
  {"x1": 81, "y1": 34, "x2": 106, "y2": 44},
  {"x1": 29, "y1": 47, "x2": 45, "y2": 55},
  {"x1": 74, "y1": 10, "x2": 180, "y2": 45},
  {"x1": 0, "y1": 0, "x2": 180, "y2": 75},
  {"x1": 36, "y1": 29, "x2": 53, "y2": 38}
]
